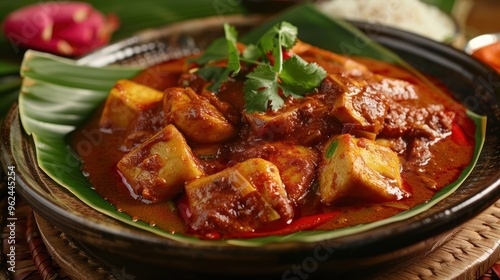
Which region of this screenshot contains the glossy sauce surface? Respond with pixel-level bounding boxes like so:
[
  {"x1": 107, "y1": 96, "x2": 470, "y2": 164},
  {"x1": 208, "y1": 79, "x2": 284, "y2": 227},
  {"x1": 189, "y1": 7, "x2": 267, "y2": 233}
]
[{"x1": 71, "y1": 53, "x2": 476, "y2": 238}]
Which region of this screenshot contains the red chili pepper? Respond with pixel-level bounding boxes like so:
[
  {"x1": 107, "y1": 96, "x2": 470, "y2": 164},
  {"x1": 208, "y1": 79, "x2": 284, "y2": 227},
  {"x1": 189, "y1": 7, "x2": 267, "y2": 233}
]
[
  {"x1": 266, "y1": 51, "x2": 275, "y2": 65},
  {"x1": 188, "y1": 62, "x2": 199, "y2": 69},
  {"x1": 265, "y1": 47, "x2": 294, "y2": 66},
  {"x1": 176, "y1": 196, "x2": 191, "y2": 222},
  {"x1": 227, "y1": 211, "x2": 341, "y2": 239},
  {"x1": 282, "y1": 48, "x2": 293, "y2": 60},
  {"x1": 451, "y1": 121, "x2": 470, "y2": 146}
]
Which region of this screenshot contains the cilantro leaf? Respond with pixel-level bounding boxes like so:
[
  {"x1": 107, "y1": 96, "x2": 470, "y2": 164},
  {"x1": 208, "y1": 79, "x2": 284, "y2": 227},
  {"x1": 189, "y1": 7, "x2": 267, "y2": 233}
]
[
  {"x1": 272, "y1": 22, "x2": 298, "y2": 73},
  {"x1": 224, "y1": 23, "x2": 241, "y2": 77},
  {"x1": 244, "y1": 64, "x2": 282, "y2": 113},
  {"x1": 196, "y1": 66, "x2": 232, "y2": 92},
  {"x1": 259, "y1": 21, "x2": 297, "y2": 54},
  {"x1": 278, "y1": 22, "x2": 298, "y2": 50},
  {"x1": 280, "y1": 55, "x2": 327, "y2": 96},
  {"x1": 189, "y1": 38, "x2": 227, "y2": 65},
  {"x1": 191, "y1": 21, "x2": 326, "y2": 113},
  {"x1": 259, "y1": 21, "x2": 297, "y2": 73}
]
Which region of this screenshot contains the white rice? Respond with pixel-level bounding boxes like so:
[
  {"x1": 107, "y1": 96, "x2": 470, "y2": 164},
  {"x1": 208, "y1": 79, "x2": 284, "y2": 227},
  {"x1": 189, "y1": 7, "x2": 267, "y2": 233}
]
[{"x1": 317, "y1": 0, "x2": 456, "y2": 42}]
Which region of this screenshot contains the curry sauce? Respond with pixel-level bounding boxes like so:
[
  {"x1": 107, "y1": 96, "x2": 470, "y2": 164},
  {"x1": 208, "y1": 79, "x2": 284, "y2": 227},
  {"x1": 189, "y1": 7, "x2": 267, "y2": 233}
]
[{"x1": 71, "y1": 41, "x2": 475, "y2": 239}]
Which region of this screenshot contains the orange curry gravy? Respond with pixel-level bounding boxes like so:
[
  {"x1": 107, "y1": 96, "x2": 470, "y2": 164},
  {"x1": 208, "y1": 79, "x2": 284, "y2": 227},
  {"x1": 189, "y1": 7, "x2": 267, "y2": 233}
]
[{"x1": 71, "y1": 44, "x2": 476, "y2": 239}]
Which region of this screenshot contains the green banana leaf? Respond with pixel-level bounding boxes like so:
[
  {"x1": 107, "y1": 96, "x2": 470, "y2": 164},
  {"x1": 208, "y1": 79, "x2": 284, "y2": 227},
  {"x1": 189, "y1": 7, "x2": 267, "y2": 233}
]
[
  {"x1": 18, "y1": 4, "x2": 486, "y2": 246},
  {"x1": 421, "y1": 0, "x2": 457, "y2": 14}
]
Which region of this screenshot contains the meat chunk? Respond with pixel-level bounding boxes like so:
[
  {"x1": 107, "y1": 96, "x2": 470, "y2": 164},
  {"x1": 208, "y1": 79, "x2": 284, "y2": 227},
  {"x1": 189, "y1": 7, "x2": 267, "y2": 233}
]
[
  {"x1": 292, "y1": 40, "x2": 371, "y2": 77},
  {"x1": 199, "y1": 89, "x2": 241, "y2": 126},
  {"x1": 318, "y1": 134, "x2": 410, "y2": 204},
  {"x1": 185, "y1": 158, "x2": 294, "y2": 234},
  {"x1": 370, "y1": 77, "x2": 418, "y2": 102},
  {"x1": 230, "y1": 142, "x2": 317, "y2": 203},
  {"x1": 244, "y1": 97, "x2": 333, "y2": 144},
  {"x1": 326, "y1": 74, "x2": 389, "y2": 134},
  {"x1": 382, "y1": 103, "x2": 455, "y2": 139},
  {"x1": 117, "y1": 124, "x2": 204, "y2": 203},
  {"x1": 298, "y1": 43, "x2": 418, "y2": 137},
  {"x1": 164, "y1": 87, "x2": 237, "y2": 143},
  {"x1": 99, "y1": 79, "x2": 164, "y2": 131}
]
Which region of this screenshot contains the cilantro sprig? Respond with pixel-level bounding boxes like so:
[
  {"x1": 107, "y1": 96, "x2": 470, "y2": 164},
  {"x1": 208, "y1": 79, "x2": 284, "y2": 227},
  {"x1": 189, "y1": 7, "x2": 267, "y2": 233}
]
[{"x1": 191, "y1": 21, "x2": 326, "y2": 113}]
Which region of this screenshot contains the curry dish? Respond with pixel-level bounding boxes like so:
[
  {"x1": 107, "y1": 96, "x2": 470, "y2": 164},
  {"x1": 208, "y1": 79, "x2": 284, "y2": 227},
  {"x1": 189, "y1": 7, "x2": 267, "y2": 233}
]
[{"x1": 72, "y1": 26, "x2": 475, "y2": 239}]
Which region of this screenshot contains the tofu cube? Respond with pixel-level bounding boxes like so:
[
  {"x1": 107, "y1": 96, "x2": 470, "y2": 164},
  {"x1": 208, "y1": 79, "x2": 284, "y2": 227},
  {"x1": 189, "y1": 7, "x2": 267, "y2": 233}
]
[
  {"x1": 164, "y1": 87, "x2": 237, "y2": 143},
  {"x1": 185, "y1": 158, "x2": 294, "y2": 234},
  {"x1": 267, "y1": 144, "x2": 317, "y2": 202},
  {"x1": 99, "y1": 79, "x2": 164, "y2": 130},
  {"x1": 117, "y1": 124, "x2": 204, "y2": 203},
  {"x1": 318, "y1": 134, "x2": 409, "y2": 204}
]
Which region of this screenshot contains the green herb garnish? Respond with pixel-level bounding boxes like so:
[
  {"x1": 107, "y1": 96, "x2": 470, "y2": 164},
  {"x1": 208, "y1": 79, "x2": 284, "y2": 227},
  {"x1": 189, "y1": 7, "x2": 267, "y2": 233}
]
[
  {"x1": 191, "y1": 21, "x2": 326, "y2": 113},
  {"x1": 325, "y1": 139, "x2": 339, "y2": 158},
  {"x1": 224, "y1": 23, "x2": 241, "y2": 76}
]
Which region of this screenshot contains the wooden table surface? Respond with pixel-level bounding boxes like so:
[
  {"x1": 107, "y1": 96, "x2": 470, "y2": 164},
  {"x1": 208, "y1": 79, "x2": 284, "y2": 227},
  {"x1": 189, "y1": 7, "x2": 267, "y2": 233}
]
[{"x1": 466, "y1": 0, "x2": 500, "y2": 35}]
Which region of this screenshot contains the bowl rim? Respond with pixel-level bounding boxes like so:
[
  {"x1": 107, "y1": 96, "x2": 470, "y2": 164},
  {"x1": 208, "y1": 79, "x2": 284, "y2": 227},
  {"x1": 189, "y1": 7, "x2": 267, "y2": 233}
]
[{"x1": 464, "y1": 32, "x2": 500, "y2": 54}]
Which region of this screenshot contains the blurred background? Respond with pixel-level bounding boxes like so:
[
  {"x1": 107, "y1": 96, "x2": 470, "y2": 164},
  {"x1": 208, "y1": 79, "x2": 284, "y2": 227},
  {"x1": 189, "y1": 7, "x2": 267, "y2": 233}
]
[
  {"x1": 0, "y1": 0, "x2": 499, "y2": 62},
  {"x1": 466, "y1": 0, "x2": 500, "y2": 34},
  {"x1": 0, "y1": 0, "x2": 498, "y2": 98}
]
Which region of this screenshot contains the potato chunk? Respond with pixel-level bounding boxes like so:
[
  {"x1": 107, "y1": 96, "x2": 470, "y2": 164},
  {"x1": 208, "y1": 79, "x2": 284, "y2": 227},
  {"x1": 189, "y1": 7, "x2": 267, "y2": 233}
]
[
  {"x1": 99, "y1": 79, "x2": 164, "y2": 131},
  {"x1": 318, "y1": 134, "x2": 410, "y2": 204},
  {"x1": 185, "y1": 158, "x2": 294, "y2": 234},
  {"x1": 164, "y1": 87, "x2": 237, "y2": 143},
  {"x1": 230, "y1": 142, "x2": 317, "y2": 203},
  {"x1": 117, "y1": 124, "x2": 204, "y2": 203}
]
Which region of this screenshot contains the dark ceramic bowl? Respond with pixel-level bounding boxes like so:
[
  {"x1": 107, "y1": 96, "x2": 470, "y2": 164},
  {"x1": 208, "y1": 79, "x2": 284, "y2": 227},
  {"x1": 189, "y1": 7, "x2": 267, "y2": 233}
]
[{"x1": 1, "y1": 14, "x2": 499, "y2": 279}]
